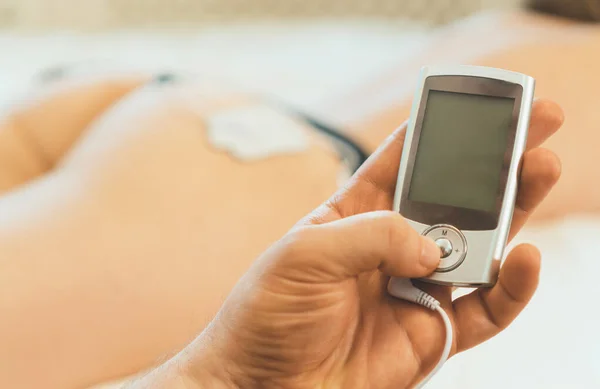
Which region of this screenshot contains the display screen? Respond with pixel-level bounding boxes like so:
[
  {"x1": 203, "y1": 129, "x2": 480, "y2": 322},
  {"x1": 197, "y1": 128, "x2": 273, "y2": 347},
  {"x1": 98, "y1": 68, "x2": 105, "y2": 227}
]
[{"x1": 408, "y1": 90, "x2": 515, "y2": 213}]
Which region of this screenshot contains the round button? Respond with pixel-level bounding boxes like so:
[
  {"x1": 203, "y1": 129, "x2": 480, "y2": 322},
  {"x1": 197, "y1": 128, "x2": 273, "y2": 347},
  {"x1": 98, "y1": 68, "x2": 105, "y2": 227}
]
[
  {"x1": 421, "y1": 225, "x2": 467, "y2": 272},
  {"x1": 435, "y1": 238, "x2": 453, "y2": 258}
]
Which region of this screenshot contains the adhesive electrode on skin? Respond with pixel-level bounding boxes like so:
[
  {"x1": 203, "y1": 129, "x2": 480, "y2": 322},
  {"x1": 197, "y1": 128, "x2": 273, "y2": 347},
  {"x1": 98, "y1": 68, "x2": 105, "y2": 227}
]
[{"x1": 205, "y1": 105, "x2": 311, "y2": 161}]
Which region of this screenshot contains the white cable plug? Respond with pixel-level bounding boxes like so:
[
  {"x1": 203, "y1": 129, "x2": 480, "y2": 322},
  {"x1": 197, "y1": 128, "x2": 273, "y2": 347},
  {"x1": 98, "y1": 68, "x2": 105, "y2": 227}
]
[{"x1": 387, "y1": 277, "x2": 453, "y2": 389}]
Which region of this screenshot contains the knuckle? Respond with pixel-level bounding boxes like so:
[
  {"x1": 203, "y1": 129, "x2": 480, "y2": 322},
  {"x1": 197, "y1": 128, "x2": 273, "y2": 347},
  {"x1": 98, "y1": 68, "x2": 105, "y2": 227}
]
[
  {"x1": 538, "y1": 148, "x2": 562, "y2": 182},
  {"x1": 526, "y1": 148, "x2": 562, "y2": 184},
  {"x1": 277, "y1": 226, "x2": 317, "y2": 258},
  {"x1": 271, "y1": 226, "x2": 331, "y2": 279},
  {"x1": 375, "y1": 211, "x2": 410, "y2": 249}
]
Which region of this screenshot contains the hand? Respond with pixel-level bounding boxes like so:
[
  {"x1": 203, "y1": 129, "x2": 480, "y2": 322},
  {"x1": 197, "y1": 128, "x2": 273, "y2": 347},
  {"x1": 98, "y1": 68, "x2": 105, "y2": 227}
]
[{"x1": 171, "y1": 100, "x2": 563, "y2": 389}]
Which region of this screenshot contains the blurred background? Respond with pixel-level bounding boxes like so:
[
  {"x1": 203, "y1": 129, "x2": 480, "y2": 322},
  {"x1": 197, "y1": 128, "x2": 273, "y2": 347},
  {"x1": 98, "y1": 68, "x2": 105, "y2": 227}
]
[
  {"x1": 0, "y1": 0, "x2": 524, "y2": 115},
  {"x1": 0, "y1": 1, "x2": 598, "y2": 389},
  {"x1": 0, "y1": 0, "x2": 521, "y2": 28}
]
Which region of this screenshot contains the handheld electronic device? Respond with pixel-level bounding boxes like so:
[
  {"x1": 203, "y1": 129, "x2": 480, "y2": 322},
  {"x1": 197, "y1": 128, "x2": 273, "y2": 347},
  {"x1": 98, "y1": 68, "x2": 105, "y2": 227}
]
[{"x1": 392, "y1": 65, "x2": 535, "y2": 287}]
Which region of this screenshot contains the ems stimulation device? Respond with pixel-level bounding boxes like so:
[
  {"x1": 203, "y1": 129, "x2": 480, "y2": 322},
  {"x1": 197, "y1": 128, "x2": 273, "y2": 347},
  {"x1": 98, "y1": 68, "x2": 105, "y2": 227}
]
[{"x1": 392, "y1": 65, "x2": 535, "y2": 287}]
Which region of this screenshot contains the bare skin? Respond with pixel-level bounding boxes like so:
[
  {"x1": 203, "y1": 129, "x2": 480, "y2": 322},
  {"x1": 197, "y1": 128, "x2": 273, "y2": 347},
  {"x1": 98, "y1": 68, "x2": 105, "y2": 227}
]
[
  {"x1": 0, "y1": 76, "x2": 145, "y2": 192},
  {"x1": 0, "y1": 8, "x2": 585, "y2": 389}
]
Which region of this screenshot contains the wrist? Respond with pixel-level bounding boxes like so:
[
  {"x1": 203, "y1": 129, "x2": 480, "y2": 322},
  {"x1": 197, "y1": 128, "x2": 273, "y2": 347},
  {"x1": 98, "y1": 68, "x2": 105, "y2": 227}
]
[
  {"x1": 185, "y1": 365, "x2": 238, "y2": 389},
  {"x1": 179, "y1": 330, "x2": 242, "y2": 389},
  {"x1": 128, "y1": 356, "x2": 238, "y2": 389}
]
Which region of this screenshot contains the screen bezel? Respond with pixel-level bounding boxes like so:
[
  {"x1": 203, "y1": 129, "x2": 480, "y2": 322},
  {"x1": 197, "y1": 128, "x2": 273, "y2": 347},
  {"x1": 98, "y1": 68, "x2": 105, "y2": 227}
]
[{"x1": 400, "y1": 75, "x2": 523, "y2": 231}]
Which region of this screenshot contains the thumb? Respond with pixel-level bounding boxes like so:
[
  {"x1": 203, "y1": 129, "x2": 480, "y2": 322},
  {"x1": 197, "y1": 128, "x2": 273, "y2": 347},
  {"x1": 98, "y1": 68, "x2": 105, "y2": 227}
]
[{"x1": 287, "y1": 211, "x2": 441, "y2": 281}]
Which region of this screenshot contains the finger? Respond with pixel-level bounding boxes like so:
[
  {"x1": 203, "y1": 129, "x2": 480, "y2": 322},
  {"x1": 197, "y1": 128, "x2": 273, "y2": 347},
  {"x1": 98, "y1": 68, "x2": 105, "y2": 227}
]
[
  {"x1": 299, "y1": 123, "x2": 408, "y2": 226},
  {"x1": 526, "y1": 99, "x2": 564, "y2": 149},
  {"x1": 289, "y1": 211, "x2": 441, "y2": 281},
  {"x1": 452, "y1": 244, "x2": 541, "y2": 352},
  {"x1": 508, "y1": 148, "x2": 561, "y2": 241},
  {"x1": 0, "y1": 75, "x2": 145, "y2": 192}
]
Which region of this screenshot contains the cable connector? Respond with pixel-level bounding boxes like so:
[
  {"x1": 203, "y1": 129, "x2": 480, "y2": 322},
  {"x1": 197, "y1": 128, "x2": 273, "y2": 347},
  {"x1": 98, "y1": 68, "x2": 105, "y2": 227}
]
[{"x1": 387, "y1": 277, "x2": 440, "y2": 310}]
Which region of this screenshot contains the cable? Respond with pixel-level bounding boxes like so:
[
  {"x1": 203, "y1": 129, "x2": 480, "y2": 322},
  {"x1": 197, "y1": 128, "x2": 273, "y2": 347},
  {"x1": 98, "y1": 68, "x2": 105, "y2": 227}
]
[
  {"x1": 417, "y1": 306, "x2": 452, "y2": 389},
  {"x1": 271, "y1": 102, "x2": 371, "y2": 173},
  {"x1": 387, "y1": 277, "x2": 453, "y2": 389}
]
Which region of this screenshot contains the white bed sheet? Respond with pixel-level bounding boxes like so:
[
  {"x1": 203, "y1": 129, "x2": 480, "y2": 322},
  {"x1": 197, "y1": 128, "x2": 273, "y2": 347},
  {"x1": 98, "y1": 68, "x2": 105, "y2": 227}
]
[
  {"x1": 0, "y1": 21, "x2": 430, "y2": 120},
  {"x1": 0, "y1": 22, "x2": 597, "y2": 389}
]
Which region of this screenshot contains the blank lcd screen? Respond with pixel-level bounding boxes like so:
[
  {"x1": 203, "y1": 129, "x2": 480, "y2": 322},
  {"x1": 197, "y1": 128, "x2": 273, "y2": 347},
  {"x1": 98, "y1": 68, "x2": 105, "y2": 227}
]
[{"x1": 408, "y1": 90, "x2": 515, "y2": 213}]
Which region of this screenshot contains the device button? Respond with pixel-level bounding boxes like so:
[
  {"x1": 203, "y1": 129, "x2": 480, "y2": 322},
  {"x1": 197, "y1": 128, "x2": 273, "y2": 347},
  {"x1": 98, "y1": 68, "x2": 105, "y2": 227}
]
[
  {"x1": 422, "y1": 225, "x2": 467, "y2": 272},
  {"x1": 435, "y1": 238, "x2": 453, "y2": 258}
]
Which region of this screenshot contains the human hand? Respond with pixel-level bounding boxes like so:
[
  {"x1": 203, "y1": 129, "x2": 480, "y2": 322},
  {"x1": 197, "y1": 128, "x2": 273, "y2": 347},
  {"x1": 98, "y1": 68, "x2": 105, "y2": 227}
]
[{"x1": 148, "y1": 100, "x2": 564, "y2": 389}]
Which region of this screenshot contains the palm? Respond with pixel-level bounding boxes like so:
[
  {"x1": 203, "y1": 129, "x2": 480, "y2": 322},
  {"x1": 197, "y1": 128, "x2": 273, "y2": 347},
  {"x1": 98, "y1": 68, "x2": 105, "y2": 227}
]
[
  {"x1": 359, "y1": 272, "x2": 448, "y2": 388},
  {"x1": 360, "y1": 279, "x2": 450, "y2": 388},
  {"x1": 322, "y1": 271, "x2": 450, "y2": 388},
  {"x1": 250, "y1": 256, "x2": 449, "y2": 389},
  {"x1": 285, "y1": 224, "x2": 453, "y2": 389}
]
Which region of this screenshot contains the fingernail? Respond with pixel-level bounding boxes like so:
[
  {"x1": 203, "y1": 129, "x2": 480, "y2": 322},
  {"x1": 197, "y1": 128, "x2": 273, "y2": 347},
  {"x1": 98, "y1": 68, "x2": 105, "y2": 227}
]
[{"x1": 421, "y1": 237, "x2": 441, "y2": 268}]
